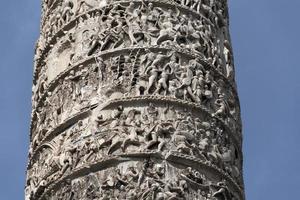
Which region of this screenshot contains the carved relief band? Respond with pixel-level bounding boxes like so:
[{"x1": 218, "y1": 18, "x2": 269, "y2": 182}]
[{"x1": 27, "y1": 0, "x2": 244, "y2": 199}]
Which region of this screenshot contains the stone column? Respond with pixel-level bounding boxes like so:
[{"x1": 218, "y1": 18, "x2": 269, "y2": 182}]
[{"x1": 26, "y1": 0, "x2": 244, "y2": 199}]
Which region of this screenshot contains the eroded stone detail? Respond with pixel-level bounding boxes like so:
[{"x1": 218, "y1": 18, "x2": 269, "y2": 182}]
[{"x1": 27, "y1": 0, "x2": 244, "y2": 199}]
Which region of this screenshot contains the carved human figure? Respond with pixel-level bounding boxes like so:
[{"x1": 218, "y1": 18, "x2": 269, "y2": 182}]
[
  {"x1": 87, "y1": 26, "x2": 102, "y2": 56},
  {"x1": 213, "y1": 93, "x2": 226, "y2": 117},
  {"x1": 156, "y1": 14, "x2": 177, "y2": 45},
  {"x1": 59, "y1": 141, "x2": 75, "y2": 176},
  {"x1": 211, "y1": 180, "x2": 231, "y2": 200},
  {"x1": 99, "y1": 115, "x2": 127, "y2": 155},
  {"x1": 155, "y1": 65, "x2": 173, "y2": 95},
  {"x1": 192, "y1": 70, "x2": 205, "y2": 103},
  {"x1": 76, "y1": 0, "x2": 92, "y2": 15},
  {"x1": 121, "y1": 120, "x2": 144, "y2": 152},
  {"x1": 145, "y1": 52, "x2": 173, "y2": 91},
  {"x1": 192, "y1": 0, "x2": 202, "y2": 12},
  {"x1": 126, "y1": 10, "x2": 146, "y2": 46},
  {"x1": 105, "y1": 14, "x2": 128, "y2": 50},
  {"x1": 177, "y1": 60, "x2": 197, "y2": 101},
  {"x1": 141, "y1": 49, "x2": 156, "y2": 73},
  {"x1": 145, "y1": 65, "x2": 159, "y2": 94},
  {"x1": 223, "y1": 40, "x2": 234, "y2": 79},
  {"x1": 146, "y1": 103, "x2": 158, "y2": 123},
  {"x1": 62, "y1": 0, "x2": 74, "y2": 23},
  {"x1": 83, "y1": 138, "x2": 98, "y2": 162},
  {"x1": 95, "y1": 57, "x2": 106, "y2": 92}
]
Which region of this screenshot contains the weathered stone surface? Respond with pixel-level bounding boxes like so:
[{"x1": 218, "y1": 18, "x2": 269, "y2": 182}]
[{"x1": 26, "y1": 0, "x2": 244, "y2": 199}]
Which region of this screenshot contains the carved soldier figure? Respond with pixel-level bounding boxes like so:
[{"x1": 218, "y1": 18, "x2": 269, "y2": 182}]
[{"x1": 177, "y1": 60, "x2": 198, "y2": 101}]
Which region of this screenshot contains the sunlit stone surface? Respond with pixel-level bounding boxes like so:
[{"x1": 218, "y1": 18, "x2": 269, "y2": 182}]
[{"x1": 26, "y1": 0, "x2": 244, "y2": 199}]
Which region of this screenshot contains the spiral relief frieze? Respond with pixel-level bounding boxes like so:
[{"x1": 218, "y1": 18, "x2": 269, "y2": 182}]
[{"x1": 27, "y1": 0, "x2": 244, "y2": 199}]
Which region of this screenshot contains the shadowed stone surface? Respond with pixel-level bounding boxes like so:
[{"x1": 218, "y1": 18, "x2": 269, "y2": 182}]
[{"x1": 26, "y1": 0, "x2": 244, "y2": 199}]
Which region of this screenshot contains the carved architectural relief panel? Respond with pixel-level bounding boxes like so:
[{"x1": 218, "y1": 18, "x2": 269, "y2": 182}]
[
  {"x1": 35, "y1": 0, "x2": 234, "y2": 85},
  {"x1": 27, "y1": 102, "x2": 243, "y2": 200},
  {"x1": 31, "y1": 49, "x2": 240, "y2": 141},
  {"x1": 47, "y1": 160, "x2": 241, "y2": 200},
  {"x1": 27, "y1": 0, "x2": 244, "y2": 199}
]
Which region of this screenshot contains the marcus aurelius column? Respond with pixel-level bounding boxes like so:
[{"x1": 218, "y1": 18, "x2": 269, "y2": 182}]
[{"x1": 26, "y1": 0, "x2": 244, "y2": 199}]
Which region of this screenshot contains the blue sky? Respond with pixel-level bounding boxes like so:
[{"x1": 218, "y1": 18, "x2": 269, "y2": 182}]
[{"x1": 0, "y1": 0, "x2": 299, "y2": 199}]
